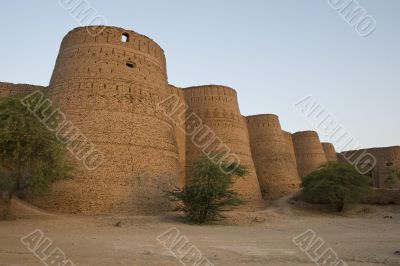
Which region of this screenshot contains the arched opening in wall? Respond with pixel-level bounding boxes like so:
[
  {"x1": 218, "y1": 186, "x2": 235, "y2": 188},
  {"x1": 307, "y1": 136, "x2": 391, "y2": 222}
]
[{"x1": 121, "y1": 33, "x2": 129, "y2": 43}]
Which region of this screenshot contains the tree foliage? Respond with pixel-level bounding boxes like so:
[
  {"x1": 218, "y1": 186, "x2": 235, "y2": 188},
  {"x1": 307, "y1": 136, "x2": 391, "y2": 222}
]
[
  {"x1": 301, "y1": 163, "x2": 373, "y2": 212},
  {"x1": 0, "y1": 95, "x2": 73, "y2": 218},
  {"x1": 168, "y1": 155, "x2": 248, "y2": 224}
]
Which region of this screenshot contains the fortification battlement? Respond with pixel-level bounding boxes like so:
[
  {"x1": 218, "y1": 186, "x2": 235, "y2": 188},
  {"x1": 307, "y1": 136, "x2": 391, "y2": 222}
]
[
  {"x1": 184, "y1": 85, "x2": 237, "y2": 97},
  {"x1": 246, "y1": 114, "x2": 281, "y2": 129},
  {"x1": 293, "y1": 131, "x2": 325, "y2": 147},
  {"x1": 60, "y1": 26, "x2": 166, "y2": 66},
  {"x1": 50, "y1": 26, "x2": 167, "y2": 93},
  {"x1": 293, "y1": 130, "x2": 319, "y2": 139}
]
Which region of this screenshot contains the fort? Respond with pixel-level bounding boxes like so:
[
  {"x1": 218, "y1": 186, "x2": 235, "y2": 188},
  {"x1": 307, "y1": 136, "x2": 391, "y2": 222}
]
[{"x1": 0, "y1": 26, "x2": 397, "y2": 214}]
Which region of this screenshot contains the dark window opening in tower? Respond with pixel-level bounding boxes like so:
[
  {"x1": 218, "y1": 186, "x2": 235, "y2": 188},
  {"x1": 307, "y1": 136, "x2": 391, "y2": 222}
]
[
  {"x1": 386, "y1": 161, "x2": 393, "y2": 167},
  {"x1": 121, "y1": 33, "x2": 129, "y2": 43},
  {"x1": 126, "y1": 61, "x2": 136, "y2": 68}
]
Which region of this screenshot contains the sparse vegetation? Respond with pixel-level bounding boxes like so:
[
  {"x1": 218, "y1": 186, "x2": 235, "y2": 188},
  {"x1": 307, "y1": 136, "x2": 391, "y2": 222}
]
[
  {"x1": 384, "y1": 168, "x2": 400, "y2": 189},
  {"x1": 0, "y1": 96, "x2": 73, "y2": 219},
  {"x1": 300, "y1": 163, "x2": 373, "y2": 212},
  {"x1": 168, "y1": 155, "x2": 248, "y2": 224}
]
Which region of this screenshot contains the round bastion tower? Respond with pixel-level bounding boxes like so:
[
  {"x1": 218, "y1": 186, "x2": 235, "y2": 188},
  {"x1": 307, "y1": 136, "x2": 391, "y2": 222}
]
[
  {"x1": 322, "y1": 142, "x2": 338, "y2": 162},
  {"x1": 247, "y1": 115, "x2": 302, "y2": 199},
  {"x1": 34, "y1": 26, "x2": 180, "y2": 214},
  {"x1": 293, "y1": 131, "x2": 328, "y2": 178},
  {"x1": 183, "y1": 85, "x2": 263, "y2": 206}
]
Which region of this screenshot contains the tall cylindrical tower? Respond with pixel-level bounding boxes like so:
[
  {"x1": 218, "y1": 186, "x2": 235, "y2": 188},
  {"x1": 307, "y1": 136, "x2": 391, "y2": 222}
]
[
  {"x1": 247, "y1": 115, "x2": 301, "y2": 199},
  {"x1": 322, "y1": 143, "x2": 338, "y2": 162},
  {"x1": 292, "y1": 131, "x2": 327, "y2": 178},
  {"x1": 183, "y1": 85, "x2": 263, "y2": 206},
  {"x1": 34, "y1": 26, "x2": 180, "y2": 215}
]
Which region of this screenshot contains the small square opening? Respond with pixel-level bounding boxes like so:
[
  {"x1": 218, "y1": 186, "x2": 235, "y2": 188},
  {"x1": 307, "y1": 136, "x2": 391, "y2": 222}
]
[{"x1": 122, "y1": 33, "x2": 129, "y2": 43}]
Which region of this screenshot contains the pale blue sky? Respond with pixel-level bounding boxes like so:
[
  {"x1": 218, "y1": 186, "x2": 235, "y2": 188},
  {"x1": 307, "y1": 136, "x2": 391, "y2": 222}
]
[{"x1": 0, "y1": 0, "x2": 398, "y2": 150}]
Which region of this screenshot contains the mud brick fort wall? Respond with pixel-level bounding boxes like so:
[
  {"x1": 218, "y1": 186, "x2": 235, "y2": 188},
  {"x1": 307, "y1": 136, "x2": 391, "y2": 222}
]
[
  {"x1": 0, "y1": 26, "x2": 397, "y2": 214},
  {"x1": 339, "y1": 146, "x2": 400, "y2": 189},
  {"x1": 183, "y1": 85, "x2": 263, "y2": 205},
  {"x1": 246, "y1": 115, "x2": 301, "y2": 199},
  {"x1": 292, "y1": 131, "x2": 328, "y2": 178},
  {"x1": 0, "y1": 82, "x2": 45, "y2": 97},
  {"x1": 322, "y1": 142, "x2": 338, "y2": 162}
]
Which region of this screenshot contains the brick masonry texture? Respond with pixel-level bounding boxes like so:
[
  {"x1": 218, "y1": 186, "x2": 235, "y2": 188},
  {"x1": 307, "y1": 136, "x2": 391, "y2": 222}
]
[
  {"x1": 339, "y1": 146, "x2": 400, "y2": 189},
  {"x1": 322, "y1": 142, "x2": 338, "y2": 162},
  {"x1": 247, "y1": 115, "x2": 301, "y2": 199},
  {"x1": 292, "y1": 131, "x2": 328, "y2": 178},
  {"x1": 183, "y1": 85, "x2": 263, "y2": 206},
  {"x1": 0, "y1": 26, "x2": 398, "y2": 214}
]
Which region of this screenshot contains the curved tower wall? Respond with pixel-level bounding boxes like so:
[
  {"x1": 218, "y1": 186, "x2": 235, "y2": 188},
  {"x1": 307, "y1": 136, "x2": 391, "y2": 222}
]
[
  {"x1": 282, "y1": 131, "x2": 298, "y2": 169},
  {"x1": 322, "y1": 143, "x2": 338, "y2": 162},
  {"x1": 36, "y1": 26, "x2": 180, "y2": 215},
  {"x1": 183, "y1": 85, "x2": 262, "y2": 205},
  {"x1": 292, "y1": 131, "x2": 327, "y2": 178},
  {"x1": 247, "y1": 115, "x2": 301, "y2": 199},
  {"x1": 168, "y1": 84, "x2": 186, "y2": 187}
]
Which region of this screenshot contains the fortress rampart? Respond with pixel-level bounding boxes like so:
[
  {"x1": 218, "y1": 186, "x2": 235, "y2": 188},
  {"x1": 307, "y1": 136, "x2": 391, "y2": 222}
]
[
  {"x1": 246, "y1": 115, "x2": 301, "y2": 199},
  {"x1": 0, "y1": 82, "x2": 45, "y2": 97},
  {"x1": 183, "y1": 85, "x2": 263, "y2": 205},
  {"x1": 292, "y1": 131, "x2": 328, "y2": 178},
  {"x1": 322, "y1": 142, "x2": 338, "y2": 162},
  {"x1": 1, "y1": 26, "x2": 396, "y2": 214},
  {"x1": 340, "y1": 146, "x2": 400, "y2": 189}
]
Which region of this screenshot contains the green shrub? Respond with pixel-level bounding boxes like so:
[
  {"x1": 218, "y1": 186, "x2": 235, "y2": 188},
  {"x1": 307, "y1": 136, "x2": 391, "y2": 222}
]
[
  {"x1": 301, "y1": 163, "x2": 373, "y2": 212},
  {"x1": 0, "y1": 95, "x2": 74, "y2": 218},
  {"x1": 168, "y1": 155, "x2": 248, "y2": 224}
]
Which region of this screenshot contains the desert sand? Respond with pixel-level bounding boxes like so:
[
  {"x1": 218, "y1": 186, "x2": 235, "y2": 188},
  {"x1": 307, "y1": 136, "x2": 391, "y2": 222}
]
[{"x1": 0, "y1": 197, "x2": 399, "y2": 266}]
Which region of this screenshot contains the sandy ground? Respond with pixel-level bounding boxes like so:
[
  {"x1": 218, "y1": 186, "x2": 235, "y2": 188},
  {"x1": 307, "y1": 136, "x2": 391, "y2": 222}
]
[{"x1": 0, "y1": 198, "x2": 399, "y2": 266}]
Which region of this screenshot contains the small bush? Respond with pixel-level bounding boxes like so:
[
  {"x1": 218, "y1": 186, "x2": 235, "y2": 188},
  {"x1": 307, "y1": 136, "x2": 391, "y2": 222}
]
[
  {"x1": 301, "y1": 163, "x2": 373, "y2": 212},
  {"x1": 168, "y1": 155, "x2": 248, "y2": 224}
]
